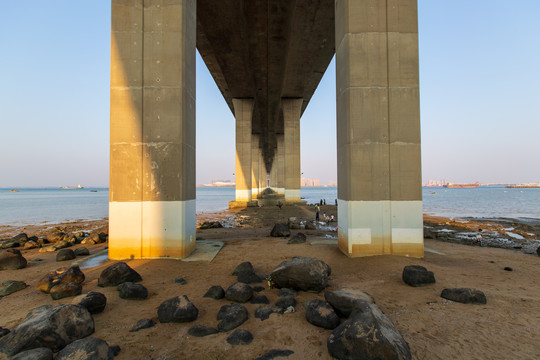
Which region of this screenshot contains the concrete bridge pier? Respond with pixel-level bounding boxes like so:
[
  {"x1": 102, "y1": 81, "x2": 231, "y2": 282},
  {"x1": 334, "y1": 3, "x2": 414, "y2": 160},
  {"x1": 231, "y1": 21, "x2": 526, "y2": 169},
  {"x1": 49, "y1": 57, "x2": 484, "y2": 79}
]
[
  {"x1": 283, "y1": 98, "x2": 303, "y2": 203},
  {"x1": 251, "y1": 134, "x2": 261, "y2": 199},
  {"x1": 109, "y1": 0, "x2": 197, "y2": 260},
  {"x1": 335, "y1": 0, "x2": 423, "y2": 257}
]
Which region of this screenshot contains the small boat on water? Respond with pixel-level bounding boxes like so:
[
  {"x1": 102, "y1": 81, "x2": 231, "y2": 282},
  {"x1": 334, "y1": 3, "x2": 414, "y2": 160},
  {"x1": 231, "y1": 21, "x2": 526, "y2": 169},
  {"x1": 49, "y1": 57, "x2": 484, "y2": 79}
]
[
  {"x1": 9, "y1": 189, "x2": 19, "y2": 192},
  {"x1": 59, "y1": 184, "x2": 84, "y2": 189}
]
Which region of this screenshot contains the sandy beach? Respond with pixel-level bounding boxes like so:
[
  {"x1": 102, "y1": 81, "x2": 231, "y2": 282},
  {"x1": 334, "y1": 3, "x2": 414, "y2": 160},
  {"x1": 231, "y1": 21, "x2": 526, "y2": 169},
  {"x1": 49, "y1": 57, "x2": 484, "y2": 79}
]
[{"x1": 1, "y1": 205, "x2": 539, "y2": 359}]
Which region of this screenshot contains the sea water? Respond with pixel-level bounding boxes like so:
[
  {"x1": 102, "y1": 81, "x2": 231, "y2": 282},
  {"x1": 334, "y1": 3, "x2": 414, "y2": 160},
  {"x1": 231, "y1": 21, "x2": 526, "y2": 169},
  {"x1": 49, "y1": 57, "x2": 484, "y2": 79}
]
[{"x1": 1, "y1": 187, "x2": 539, "y2": 225}]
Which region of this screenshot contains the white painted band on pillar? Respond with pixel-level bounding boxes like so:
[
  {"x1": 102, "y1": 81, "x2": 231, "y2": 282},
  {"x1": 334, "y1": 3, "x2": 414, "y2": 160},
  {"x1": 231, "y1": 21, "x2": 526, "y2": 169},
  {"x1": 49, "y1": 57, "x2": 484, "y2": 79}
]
[
  {"x1": 235, "y1": 189, "x2": 252, "y2": 202},
  {"x1": 109, "y1": 200, "x2": 196, "y2": 259},
  {"x1": 276, "y1": 188, "x2": 285, "y2": 195},
  {"x1": 338, "y1": 199, "x2": 423, "y2": 253},
  {"x1": 285, "y1": 189, "x2": 301, "y2": 201}
]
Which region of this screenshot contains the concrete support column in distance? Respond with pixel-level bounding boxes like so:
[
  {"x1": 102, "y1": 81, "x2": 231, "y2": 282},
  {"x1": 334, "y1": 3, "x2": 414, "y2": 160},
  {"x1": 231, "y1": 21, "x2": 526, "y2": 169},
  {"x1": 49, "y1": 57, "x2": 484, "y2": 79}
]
[
  {"x1": 283, "y1": 98, "x2": 302, "y2": 202},
  {"x1": 229, "y1": 98, "x2": 254, "y2": 208},
  {"x1": 335, "y1": 0, "x2": 423, "y2": 257},
  {"x1": 276, "y1": 134, "x2": 285, "y2": 195},
  {"x1": 251, "y1": 134, "x2": 260, "y2": 199},
  {"x1": 109, "y1": 0, "x2": 196, "y2": 259}
]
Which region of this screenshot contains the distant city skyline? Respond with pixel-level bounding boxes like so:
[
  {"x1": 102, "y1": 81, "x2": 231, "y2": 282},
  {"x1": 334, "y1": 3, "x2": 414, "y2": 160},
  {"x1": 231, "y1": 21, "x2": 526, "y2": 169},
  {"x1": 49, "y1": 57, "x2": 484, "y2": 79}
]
[{"x1": 1, "y1": 2, "x2": 539, "y2": 188}]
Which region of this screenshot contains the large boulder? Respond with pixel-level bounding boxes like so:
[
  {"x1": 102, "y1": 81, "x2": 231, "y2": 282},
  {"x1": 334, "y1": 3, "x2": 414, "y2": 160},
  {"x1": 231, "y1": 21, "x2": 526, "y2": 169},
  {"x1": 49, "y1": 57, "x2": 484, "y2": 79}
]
[
  {"x1": 288, "y1": 233, "x2": 307, "y2": 244},
  {"x1": 254, "y1": 306, "x2": 284, "y2": 321},
  {"x1": 270, "y1": 224, "x2": 291, "y2": 237},
  {"x1": 72, "y1": 291, "x2": 107, "y2": 314},
  {"x1": 56, "y1": 249, "x2": 76, "y2": 262},
  {"x1": 441, "y1": 288, "x2": 487, "y2": 304},
  {"x1": 217, "y1": 304, "x2": 248, "y2": 332},
  {"x1": 324, "y1": 288, "x2": 375, "y2": 317},
  {"x1": 117, "y1": 282, "x2": 148, "y2": 300},
  {"x1": 50, "y1": 283, "x2": 82, "y2": 300},
  {"x1": 10, "y1": 347, "x2": 53, "y2": 360},
  {"x1": 402, "y1": 265, "x2": 436, "y2": 287},
  {"x1": 0, "y1": 304, "x2": 94, "y2": 357},
  {"x1": 23, "y1": 240, "x2": 40, "y2": 250},
  {"x1": 98, "y1": 262, "x2": 142, "y2": 287},
  {"x1": 237, "y1": 270, "x2": 262, "y2": 284},
  {"x1": 327, "y1": 301, "x2": 411, "y2": 360},
  {"x1": 55, "y1": 337, "x2": 113, "y2": 360},
  {"x1": 225, "y1": 282, "x2": 253, "y2": 303},
  {"x1": 270, "y1": 257, "x2": 331, "y2": 292},
  {"x1": 232, "y1": 262, "x2": 255, "y2": 275},
  {"x1": 74, "y1": 247, "x2": 90, "y2": 257},
  {"x1": 46, "y1": 231, "x2": 65, "y2": 243},
  {"x1": 226, "y1": 329, "x2": 253, "y2": 345},
  {"x1": 203, "y1": 285, "x2": 225, "y2": 299},
  {"x1": 37, "y1": 266, "x2": 85, "y2": 294},
  {"x1": 188, "y1": 325, "x2": 218, "y2": 337},
  {"x1": 0, "y1": 249, "x2": 27, "y2": 270},
  {"x1": 0, "y1": 280, "x2": 27, "y2": 297},
  {"x1": 305, "y1": 299, "x2": 340, "y2": 329},
  {"x1": 158, "y1": 295, "x2": 198, "y2": 323}
]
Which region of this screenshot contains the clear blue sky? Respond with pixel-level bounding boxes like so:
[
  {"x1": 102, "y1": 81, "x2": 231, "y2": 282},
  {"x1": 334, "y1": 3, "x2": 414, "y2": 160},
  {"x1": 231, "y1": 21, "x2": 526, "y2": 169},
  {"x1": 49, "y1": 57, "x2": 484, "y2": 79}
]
[{"x1": 1, "y1": 1, "x2": 539, "y2": 187}]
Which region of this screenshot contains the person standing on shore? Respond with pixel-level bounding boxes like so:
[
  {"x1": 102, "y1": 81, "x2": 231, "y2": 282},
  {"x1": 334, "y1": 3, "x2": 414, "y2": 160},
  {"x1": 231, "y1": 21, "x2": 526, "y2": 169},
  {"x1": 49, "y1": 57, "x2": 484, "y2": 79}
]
[
  {"x1": 476, "y1": 229, "x2": 483, "y2": 247},
  {"x1": 316, "y1": 205, "x2": 320, "y2": 222}
]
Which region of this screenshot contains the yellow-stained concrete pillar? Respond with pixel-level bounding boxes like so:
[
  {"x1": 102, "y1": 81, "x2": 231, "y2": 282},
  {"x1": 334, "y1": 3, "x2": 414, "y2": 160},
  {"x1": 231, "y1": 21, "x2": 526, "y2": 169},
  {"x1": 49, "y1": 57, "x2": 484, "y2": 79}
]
[
  {"x1": 229, "y1": 98, "x2": 254, "y2": 208},
  {"x1": 251, "y1": 134, "x2": 260, "y2": 199},
  {"x1": 283, "y1": 98, "x2": 302, "y2": 202},
  {"x1": 276, "y1": 134, "x2": 285, "y2": 195},
  {"x1": 335, "y1": 0, "x2": 423, "y2": 257},
  {"x1": 109, "y1": 0, "x2": 196, "y2": 260}
]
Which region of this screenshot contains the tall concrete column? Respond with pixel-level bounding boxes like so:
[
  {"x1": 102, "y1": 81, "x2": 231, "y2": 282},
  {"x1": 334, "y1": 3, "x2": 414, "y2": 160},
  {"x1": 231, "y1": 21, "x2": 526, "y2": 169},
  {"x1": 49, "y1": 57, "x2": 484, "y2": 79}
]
[
  {"x1": 283, "y1": 98, "x2": 302, "y2": 202},
  {"x1": 335, "y1": 0, "x2": 423, "y2": 257},
  {"x1": 276, "y1": 134, "x2": 285, "y2": 195},
  {"x1": 251, "y1": 134, "x2": 260, "y2": 199},
  {"x1": 229, "y1": 98, "x2": 254, "y2": 208},
  {"x1": 110, "y1": 0, "x2": 196, "y2": 259}
]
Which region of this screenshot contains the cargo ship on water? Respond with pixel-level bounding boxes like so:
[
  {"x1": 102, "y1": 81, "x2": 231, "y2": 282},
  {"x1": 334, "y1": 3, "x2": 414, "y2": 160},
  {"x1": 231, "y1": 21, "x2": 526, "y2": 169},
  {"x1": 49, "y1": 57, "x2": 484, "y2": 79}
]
[
  {"x1": 59, "y1": 184, "x2": 84, "y2": 189},
  {"x1": 443, "y1": 182, "x2": 479, "y2": 188}
]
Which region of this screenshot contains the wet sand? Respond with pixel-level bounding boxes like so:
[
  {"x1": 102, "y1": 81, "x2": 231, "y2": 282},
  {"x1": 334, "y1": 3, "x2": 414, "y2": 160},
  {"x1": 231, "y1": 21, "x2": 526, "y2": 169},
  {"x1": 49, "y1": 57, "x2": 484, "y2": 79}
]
[{"x1": 1, "y1": 206, "x2": 539, "y2": 359}]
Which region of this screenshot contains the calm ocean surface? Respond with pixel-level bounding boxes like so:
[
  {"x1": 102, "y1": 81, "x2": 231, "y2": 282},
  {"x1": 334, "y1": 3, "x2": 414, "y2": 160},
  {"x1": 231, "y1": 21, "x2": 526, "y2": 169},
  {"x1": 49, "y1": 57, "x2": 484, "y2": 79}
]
[{"x1": 1, "y1": 187, "x2": 539, "y2": 225}]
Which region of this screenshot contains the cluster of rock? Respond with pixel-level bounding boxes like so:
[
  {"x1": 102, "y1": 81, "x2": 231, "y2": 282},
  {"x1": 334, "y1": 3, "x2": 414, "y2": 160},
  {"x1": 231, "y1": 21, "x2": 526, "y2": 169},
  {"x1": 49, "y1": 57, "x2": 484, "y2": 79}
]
[
  {"x1": 199, "y1": 221, "x2": 223, "y2": 229},
  {"x1": 270, "y1": 222, "x2": 310, "y2": 245},
  {"x1": 0, "y1": 230, "x2": 107, "y2": 254}
]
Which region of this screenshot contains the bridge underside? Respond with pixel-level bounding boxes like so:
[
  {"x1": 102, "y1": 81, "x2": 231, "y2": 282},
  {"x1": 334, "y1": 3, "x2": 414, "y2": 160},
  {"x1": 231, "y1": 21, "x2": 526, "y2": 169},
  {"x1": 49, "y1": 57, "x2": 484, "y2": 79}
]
[{"x1": 109, "y1": 0, "x2": 423, "y2": 260}]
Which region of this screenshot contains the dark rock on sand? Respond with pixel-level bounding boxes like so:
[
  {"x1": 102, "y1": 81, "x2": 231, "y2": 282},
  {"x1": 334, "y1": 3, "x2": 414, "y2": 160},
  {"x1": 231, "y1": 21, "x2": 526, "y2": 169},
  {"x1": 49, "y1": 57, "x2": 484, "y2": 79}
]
[
  {"x1": 37, "y1": 266, "x2": 85, "y2": 294},
  {"x1": 50, "y1": 282, "x2": 82, "y2": 300},
  {"x1": 204, "y1": 285, "x2": 225, "y2": 299},
  {"x1": 129, "y1": 318, "x2": 155, "y2": 332},
  {"x1": 117, "y1": 282, "x2": 148, "y2": 300},
  {"x1": 46, "y1": 231, "x2": 65, "y2": 243},
  {"x1": 158, "y1": 295, "x2": 198, "y2": 323},
  {"x1": 402, "y1": 265, "x2": 436, "y2": 287},
  {"x1": 253, "y1": 286, "x2": 265, "y2": 292},
  {"x1": 52, "y1": 240, "x2": 70, "y2": 250},
  {"x1": 275, "y1": 296, "x2": 296, "y2": 310},
  {"x1": 110, "y1": 345, "x2": 121, "y2": 356},
  {"x1": 305, "y1": 299, "x2": 340, "y2": 329},
  {"x1": 270, "y1": 223, "x2": 291, "y2": 237},
  {"x1": 199, "y1": 221, "x2": 223, "y2": 229},
  {"x1": 174, "y1": 277, "x2": 187, "y2": 285},
  {"x1": 251, "y1": 294, "x2": 270, "y2": 304},
  {"x1": 255, "y1": 349, "x2": 295, "y2": 360},
  {"x1": 537, "y1": 246, "x2": 540, "y2": 256},
  {"x1": 0, "y1": 304, "x2": 94, "y2": 357},
  {"x1": 441, "y1": 288, "x2": 487, "y2": 304},
  {"x1": 0, "y1": 249, "x2": 27, "y2": 270},
  {"x1": 217, "y1": 304, "x2": 248, "y2": 332},
  {"x1": 226, "y1": 329, "x2": 253, "y2": 345},
  {"x1": 288, "y1": 233, "x2": 307, "y2": 244},
  {"x1": 325, "y1": 288, "x2": 375, "y2": 318},
  {"x1": 0, "y1": 280, "x2": 27, "y2": 296},
  {"x1": 278, "y1": 288, "x2": 298, "y2": 297},
  {"x1": 237, "y1": 270, "x2": 262, "y2": 284},
  {"x1": 74, "y1": 247, "x2": 90, "y2": 257},
  {"x1": 225, "y1": 282, "x2": 253, "y2": 303},
  {"x1": 12, "y1": 233, "x2": 29, "y2": 243},
  {"x1": 0, "y1": 327, "x2": 9, "y2": 338},
  {"x1": 55, "y1": 337, "x2": 113, "y2": 360},
  {"x1": 72, "y1": 291, "x2": 107, "y2": 314},
  {"x1": 10, "y1": 347, "x2": 53, "y2": 360},
  {"x1": 270, "y1": 256, "x2": 331, "y2": 292},
  {"x1": 504, "y1": 267, "x2": 513, "y2": 271},
  {"x1": 188, "y1": 325, "x2": 219, "y2": 337},
  {"x1": 232, "y1": 261, "x2": 254, "y2": 275},
  {"x1": 23, "y1": 240, "x2": 40, "y2": 250},
  {"x1": 56, "y1": 249, "x2": 76, "y2": 262},
  {"x1": 327, "y1": 301, "x2": 412, "y2": 360},
  {"x1": 98, "y1": 262, "x2": 142, "y2": 287},
  {"x1": 255, "y1": 306, "x2": 284, "y2": 321}
]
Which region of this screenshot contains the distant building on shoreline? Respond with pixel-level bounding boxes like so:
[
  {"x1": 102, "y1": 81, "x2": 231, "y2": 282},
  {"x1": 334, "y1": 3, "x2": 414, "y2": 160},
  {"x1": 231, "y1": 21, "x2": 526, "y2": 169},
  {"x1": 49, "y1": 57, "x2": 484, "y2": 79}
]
[
  {"x1": 197, "y1": 179, "x2": 235, "y2": 187},
  {"x1": 301, "y1": 177, "x2": 336, "y2": 187}
]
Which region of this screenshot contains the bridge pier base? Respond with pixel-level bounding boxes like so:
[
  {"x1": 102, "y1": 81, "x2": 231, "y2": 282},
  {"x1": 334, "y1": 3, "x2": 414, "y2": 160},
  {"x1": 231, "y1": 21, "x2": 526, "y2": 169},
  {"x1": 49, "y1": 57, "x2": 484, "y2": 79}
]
[
  {"x1": 335, "y1": 0, "x2": 423, "y2": 257},
  {"x1": 283, "y1": 98, "x2": 303, "y2": 202}
]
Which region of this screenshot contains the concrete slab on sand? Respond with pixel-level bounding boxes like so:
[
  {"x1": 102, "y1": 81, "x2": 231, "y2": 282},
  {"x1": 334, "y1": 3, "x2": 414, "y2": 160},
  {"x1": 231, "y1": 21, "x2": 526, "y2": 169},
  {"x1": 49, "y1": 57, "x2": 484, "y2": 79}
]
[
  {"x1": 182, "y1": 240, "x2": 224, "y2": 262},
  {"x1": 310, "y1": 239, "x2": 338, "y2": 246}
]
